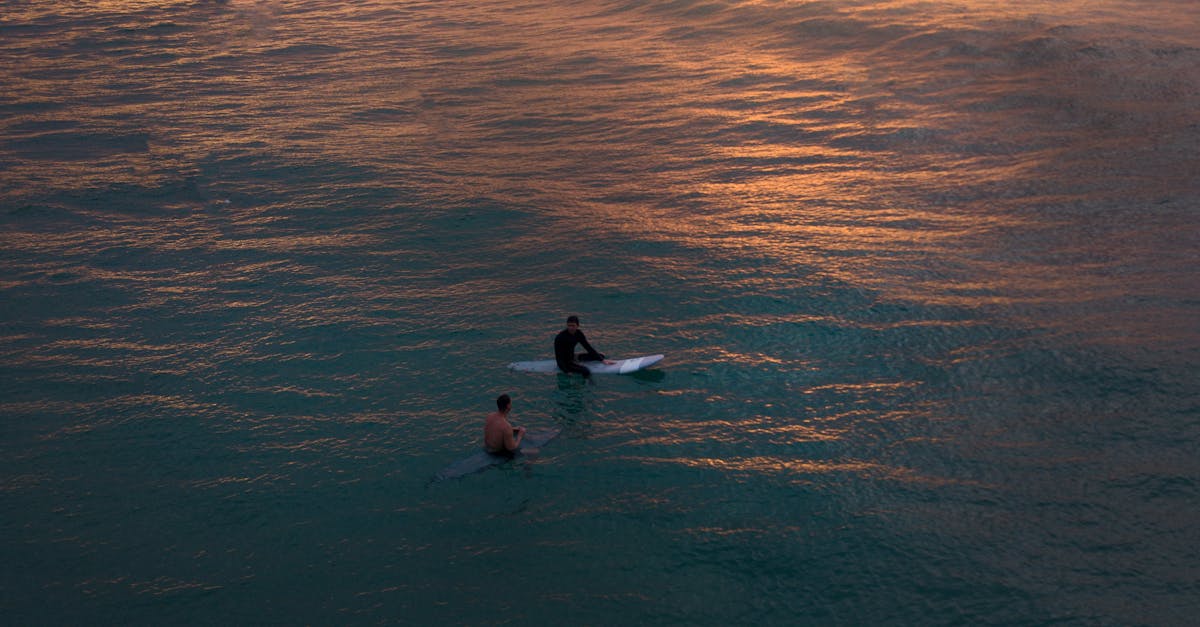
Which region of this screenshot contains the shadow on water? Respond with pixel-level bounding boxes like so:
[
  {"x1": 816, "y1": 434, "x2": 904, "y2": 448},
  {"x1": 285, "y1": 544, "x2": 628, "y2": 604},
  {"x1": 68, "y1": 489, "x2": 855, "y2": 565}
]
[
  {"x1": 629, "y1": 368, "x2": 667, "y2": 384},
  {"x1": 553, "y1": 373, "x2": 591, "y2": 428}
]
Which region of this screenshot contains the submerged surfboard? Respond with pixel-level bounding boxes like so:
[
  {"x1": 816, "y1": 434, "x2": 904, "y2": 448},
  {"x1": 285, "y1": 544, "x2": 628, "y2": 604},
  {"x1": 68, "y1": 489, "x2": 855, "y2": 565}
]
[
  {"x1": 434, "y1": 428, "x2": 561, "y2": 481},
  {"x1": 508, "y1": 354, "x2": 664, "y2": 374}
]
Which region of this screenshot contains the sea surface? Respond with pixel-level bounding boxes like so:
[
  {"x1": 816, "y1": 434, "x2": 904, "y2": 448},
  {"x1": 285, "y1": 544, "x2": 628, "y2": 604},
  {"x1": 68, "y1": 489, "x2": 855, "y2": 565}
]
[{"x1": 2, "y1": 1, "x2": 1198, "y2": 624}]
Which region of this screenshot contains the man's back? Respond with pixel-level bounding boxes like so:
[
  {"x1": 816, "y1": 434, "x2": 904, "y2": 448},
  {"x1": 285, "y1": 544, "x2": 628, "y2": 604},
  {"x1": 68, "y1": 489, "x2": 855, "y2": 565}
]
[
  {"x1": 484, "y1": 411, "x2": 517, "y2": 453},
  {"x1": 554, "y1": 328, "x2": 580, "y2": 366}
]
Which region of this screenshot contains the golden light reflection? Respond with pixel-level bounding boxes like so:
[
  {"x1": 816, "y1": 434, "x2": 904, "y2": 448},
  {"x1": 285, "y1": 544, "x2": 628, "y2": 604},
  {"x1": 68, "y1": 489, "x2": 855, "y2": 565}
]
[
  {"x1": 801, "y1": 381, "x2": 919, "y2": 397},
  {"x1": 624, "y1": 454, "x2": 976, "y2": 488},
  {"x1": 2, "y1": 0, "x2": 1193, "y2": 352},
  {"x1": 36, "y1": 394, "x2": 226, "y2": 439},
  {"x1": 632, "y1": 417, "x2": 846, "y2": 449},
  {"x1": 214, "y1": 233, "x2": 381, "y2": 252}
]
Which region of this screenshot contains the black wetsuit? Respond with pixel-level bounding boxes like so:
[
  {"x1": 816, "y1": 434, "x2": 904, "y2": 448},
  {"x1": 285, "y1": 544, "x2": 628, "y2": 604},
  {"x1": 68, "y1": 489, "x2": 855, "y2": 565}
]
[{"x1": 554, "y1": 329, "x2": 605, "y2": 376}]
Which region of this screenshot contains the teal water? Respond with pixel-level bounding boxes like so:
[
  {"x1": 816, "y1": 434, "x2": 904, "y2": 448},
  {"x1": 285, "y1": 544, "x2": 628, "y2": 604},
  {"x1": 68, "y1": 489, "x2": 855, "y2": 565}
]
[{"x1": 2, "y1": 1, "x2": 1198, "y2": 624}]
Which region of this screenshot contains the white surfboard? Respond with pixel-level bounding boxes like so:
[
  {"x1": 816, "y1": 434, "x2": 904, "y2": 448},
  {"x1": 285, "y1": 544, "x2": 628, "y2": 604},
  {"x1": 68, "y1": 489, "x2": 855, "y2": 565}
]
[
  {"x1": 508, "y1": 354, "x2": 664, "y2": 375},
  {"x1": 434, "y1": 428, "x2": 561, "y2": 481}
]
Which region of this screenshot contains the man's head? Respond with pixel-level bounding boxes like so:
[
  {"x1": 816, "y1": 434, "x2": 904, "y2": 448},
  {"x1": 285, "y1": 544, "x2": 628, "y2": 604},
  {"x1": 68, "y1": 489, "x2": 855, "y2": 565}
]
[
  {"x1": 566, "y1": 315, "x2": 580, "y2": 334},
  {"x1": 497, "y1": 393, "x2": 511, "y2": 412}
]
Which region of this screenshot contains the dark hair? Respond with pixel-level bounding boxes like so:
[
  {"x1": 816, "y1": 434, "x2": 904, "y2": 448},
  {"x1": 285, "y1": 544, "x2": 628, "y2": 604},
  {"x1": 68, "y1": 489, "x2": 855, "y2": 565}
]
[
  {"x1": 566, "y1": 315, "x2": 580, "y2": 325},
  {"x1": 497, "y1": 394, "x2": 511, "y2": 411}
]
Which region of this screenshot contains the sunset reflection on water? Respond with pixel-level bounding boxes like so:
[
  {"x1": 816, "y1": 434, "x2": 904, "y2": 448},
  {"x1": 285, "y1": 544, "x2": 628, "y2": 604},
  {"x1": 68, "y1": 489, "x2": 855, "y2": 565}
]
[
  {"x1": 1, "y1": 2, "x2": 1197, "y2": 623},
  {"x1": 2, "y1": 1, "x2": 1195, "y2": 445}
]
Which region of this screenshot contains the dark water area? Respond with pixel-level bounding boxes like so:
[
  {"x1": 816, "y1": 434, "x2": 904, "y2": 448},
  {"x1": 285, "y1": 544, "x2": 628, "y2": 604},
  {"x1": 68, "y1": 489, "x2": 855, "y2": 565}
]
[{"x1": 2, "y1": 1, "x2": 1198, "y2": 624}]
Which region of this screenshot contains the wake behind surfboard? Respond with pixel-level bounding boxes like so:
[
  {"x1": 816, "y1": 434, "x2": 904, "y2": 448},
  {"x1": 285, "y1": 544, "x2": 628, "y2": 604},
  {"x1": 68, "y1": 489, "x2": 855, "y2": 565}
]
[{"x1": 508, "y1": 354, "x2": 664, "y2": 374}]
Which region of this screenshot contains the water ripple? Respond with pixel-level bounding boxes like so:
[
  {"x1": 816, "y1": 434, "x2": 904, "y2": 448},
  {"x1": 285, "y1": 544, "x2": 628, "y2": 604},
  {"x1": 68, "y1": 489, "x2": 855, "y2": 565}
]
[{"x1": 2, "y1": 1, "x2": 1197, "y2": 625}]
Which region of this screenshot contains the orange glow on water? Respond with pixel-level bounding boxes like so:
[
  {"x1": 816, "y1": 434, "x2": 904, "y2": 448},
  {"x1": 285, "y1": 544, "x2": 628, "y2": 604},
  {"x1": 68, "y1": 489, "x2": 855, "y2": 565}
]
[{"x1": 622, "y1": 454, "x2": 975, "y2": 488}]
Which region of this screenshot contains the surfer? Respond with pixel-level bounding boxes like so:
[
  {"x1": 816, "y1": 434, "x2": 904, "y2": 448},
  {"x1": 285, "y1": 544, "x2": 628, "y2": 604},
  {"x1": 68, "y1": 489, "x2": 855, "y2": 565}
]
[
  {"x1": 484, "y1": 394, "x2": 525, "y2": 455},
  {"x1": 554, "y1": 315, "x2": 613, "y2": 376}
]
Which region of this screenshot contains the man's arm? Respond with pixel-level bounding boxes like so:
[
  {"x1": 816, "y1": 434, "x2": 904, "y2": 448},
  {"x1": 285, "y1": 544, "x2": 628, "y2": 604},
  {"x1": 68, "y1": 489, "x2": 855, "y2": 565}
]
[
  {"x1": 504, "y1": 425, "x2": 525, "y2": 451},
  {"x1": 577, "y1": 331, "x2": 605, "y2": 360}
]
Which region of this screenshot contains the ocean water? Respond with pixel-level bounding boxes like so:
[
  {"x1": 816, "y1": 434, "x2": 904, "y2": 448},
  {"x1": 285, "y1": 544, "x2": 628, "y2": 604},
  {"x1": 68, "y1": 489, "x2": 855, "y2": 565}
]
[{"x1": 2, "y1": 0, "x2": 1198, "y2": 624}]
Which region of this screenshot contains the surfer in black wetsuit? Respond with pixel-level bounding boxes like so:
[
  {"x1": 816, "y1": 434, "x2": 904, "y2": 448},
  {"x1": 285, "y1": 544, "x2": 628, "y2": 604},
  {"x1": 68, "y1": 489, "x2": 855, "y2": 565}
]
[{"x1": 554, "y1": 315, "x2": 611, "y2": 377}]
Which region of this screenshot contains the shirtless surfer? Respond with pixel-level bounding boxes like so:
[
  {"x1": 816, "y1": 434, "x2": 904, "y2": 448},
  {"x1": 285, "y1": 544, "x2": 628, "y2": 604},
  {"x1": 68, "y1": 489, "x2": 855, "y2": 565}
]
[
  {"x1": 484, "y1": 394, "x2": 525, "y2": 454},
  {"x1": 554, "y1": 315, "x2": 614, "y2": 377}
]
